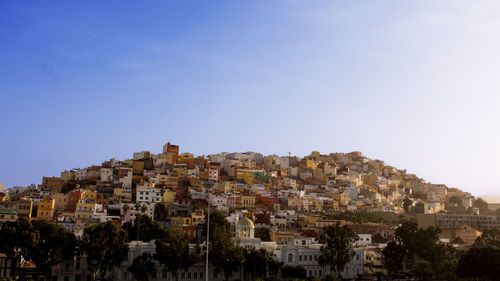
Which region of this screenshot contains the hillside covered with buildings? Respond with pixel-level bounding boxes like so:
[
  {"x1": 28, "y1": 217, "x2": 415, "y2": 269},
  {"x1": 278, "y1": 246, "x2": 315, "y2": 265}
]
[{"x1": 1, "y1": 142, "x2": 498, "y2": 280}]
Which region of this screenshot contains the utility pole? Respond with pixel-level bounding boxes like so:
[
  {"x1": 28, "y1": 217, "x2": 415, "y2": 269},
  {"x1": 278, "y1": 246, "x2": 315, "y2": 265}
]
[{"x1": 205, "y1": 192, "x2": 210, "y2": 281}]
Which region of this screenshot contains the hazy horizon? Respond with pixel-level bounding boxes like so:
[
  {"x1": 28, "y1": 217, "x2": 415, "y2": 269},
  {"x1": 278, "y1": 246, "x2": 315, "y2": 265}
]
[{"x1": 1, "y1": 0, "x2": 500, "y2": 197}]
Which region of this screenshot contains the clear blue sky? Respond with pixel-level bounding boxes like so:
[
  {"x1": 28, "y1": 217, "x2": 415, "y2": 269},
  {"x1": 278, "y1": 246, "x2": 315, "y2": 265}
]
[{"x1": 1, "y1": 1, "x2": 499, "y2": 196}]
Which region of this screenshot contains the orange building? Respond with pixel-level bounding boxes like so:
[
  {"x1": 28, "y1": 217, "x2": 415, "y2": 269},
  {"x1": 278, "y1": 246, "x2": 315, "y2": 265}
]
[
  {"x1": 163, "y1": 142, "x2": 179, "y2": 164},
  {"x1": 37, "y1": 198, "x2": 55, "y2": 220}
]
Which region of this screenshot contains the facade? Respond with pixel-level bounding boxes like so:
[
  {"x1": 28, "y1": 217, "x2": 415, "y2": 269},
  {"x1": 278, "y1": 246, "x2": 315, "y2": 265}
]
[
  {"x1": 418, "y1": 213, "x2": 500, "y2": 231},
  {"x1": 0, "y1": 209, "x2": 18, "y2": 223},
  {"x1": 37, "y1": 198, "x2": 55, "y2": 220},
  {"x1": 440, "y1": 225, "x2": 482, "y2": 245}
]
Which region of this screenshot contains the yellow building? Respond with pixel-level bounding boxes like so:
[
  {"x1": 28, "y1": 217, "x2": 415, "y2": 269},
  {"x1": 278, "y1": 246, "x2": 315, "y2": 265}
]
[
  {"x1": 177, "y1": 153, "x2": 194, "y2": 164},
  {"x1": 75, "y1": 200, "x2": 96, "y2": 220},
  {"x1": 162, "y1": 189, "x2": 176, "y2": 204},
  {"x1": 37, "y1": 198, "x2": 55, "y2": 220},
  {"x1": 236, "y1": 170, "x2": 254, "y2": 185},
  {"x1": 132, "y1": 161, "x2": 145, "y2": 176},
  {"x1": 60, "y1": 170, "x2": 75, "y2": 182},
  {"x1": 170, "y1": 217, "x2": 192, "y2": 227},
  {"x1": 332, "y1": 192, "x2": 349, "y2": 206},
  {"x1": 154, "y1": 153, "x2": 173, "y2": 166},
  {"x1": 240, "y1": 195, "x2": 255, "y2": 209},
  {"x1": 83, "y1": 190, "x2": 97, "y2": 202},
  {"x1": 270, "y1": 231, "x2": 295, "y2": 245},
  {"x1": 363, "y1": 174, "x2": 379, "y2": 186},
  {"x1": 173, "y1": 167, "x2": 188, "y2": 178},
  {"x1": 306, "y1": 159, "x2": 317, "y2": 170},
  {"x1": 441, "y1": 225, "x2": 482, "y2": 245},
  {"x1": 113, "y1": 188, "x2": 132, "y2": 203}
]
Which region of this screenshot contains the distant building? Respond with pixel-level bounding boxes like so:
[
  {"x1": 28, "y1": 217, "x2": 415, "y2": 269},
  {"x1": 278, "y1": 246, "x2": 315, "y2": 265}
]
[{"x1": 418, "y1": 213, "x2": 500, "y2": 231}]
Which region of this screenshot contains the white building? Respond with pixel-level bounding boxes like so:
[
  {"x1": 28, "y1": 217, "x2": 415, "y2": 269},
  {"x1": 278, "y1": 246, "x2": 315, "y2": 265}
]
[
  {"x1": 100, "y1": 167, "x2": 113, "y2": 183},
  {"x1": 356, "y1": 234, "x2": 372, "y2": 246},
  {"x1": 74, "y1": 169, "x2": 87, "y2": 181},
  {"x1": 136, "y1": 187, "x2": 162, "y2": 204}
]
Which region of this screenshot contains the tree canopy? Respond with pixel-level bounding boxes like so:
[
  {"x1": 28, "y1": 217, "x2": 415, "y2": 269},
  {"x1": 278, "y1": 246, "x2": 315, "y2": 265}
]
[
  {"x1": 154, "y1": 228, "x2": 200, "y2": 281},
  {"x1": 122, "y1": 214, "x2": 169, "y2": 242},
  {"x1": 30, "y1": 219, "x2": 76, "y2": 279},
  {"x1": 128, "y1": 253, "x2": 156, "y2": 281},
  {"x1": 383, "y1": 221, "x2": 456, "y2": 279},
  {"x1": 318, "y1": 223, "x2": 358, "y2": 277},
  {"x1": 80, "y1": 221, "x2": 129, "y2": 280}
]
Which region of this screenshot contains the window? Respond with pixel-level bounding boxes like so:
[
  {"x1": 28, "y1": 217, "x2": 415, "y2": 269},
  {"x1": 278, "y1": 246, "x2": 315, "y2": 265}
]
[
  {"x1": 200, "y1": 272, "x2": 203, "y2": 279},
  {"x1": 194, "y1": 272, "x2": 197, "y2": 279},
  {"x1": 162, "y1": 270, "x2": 168, "y2": 278},
  {"x1": 299, "y1": 255, "x2": 302, "y2": 261},
  {"x1": 188, "y1": 272, "x2": 191, "y2": 279},
  {"x1": 288, "y1": 253, "x2": 293, "y2": 262},
  {"x1": 182, "y1": 272, "x2": 185, "y2": 278}
]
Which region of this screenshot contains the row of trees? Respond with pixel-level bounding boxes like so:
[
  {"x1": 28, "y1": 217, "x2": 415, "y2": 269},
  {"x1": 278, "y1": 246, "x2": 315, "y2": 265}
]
[
  {"x1": 0, "y1": 216, "x2": 131, "y2": 280},
  {"x1": 0, "y1": 211, "x2": 364, "y2": 281},
  {"x1": 15, "y1": 213, "x2": 496, "y2": 281},
  {"x1": 119, "y1": 208, "x2": 359, "y2": 280},
  {"x1": 383, "y1": 221, "x2": 500, "y2": 280}
]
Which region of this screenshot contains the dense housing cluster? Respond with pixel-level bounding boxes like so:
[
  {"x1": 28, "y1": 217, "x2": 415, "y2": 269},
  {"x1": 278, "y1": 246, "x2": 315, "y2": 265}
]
[{"x1": 0, "y1": 142, "x2": 496, "y2": 280}]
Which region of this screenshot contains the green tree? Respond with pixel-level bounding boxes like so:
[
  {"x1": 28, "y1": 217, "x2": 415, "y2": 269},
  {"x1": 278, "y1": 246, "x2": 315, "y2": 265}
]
[
  {"x1": 448, "y1": 196, "x2": 462, "y2": 206},
  {"x1": 473, "y1": 228, "x2": 500, "y2": 248},
  {"x1": 254, "y1": 227, "x2": 271, "y2": 241},
  {"x1": 382, "y1": 241, "x2": 406, "y2": 275},
  {"x1": 80, "y1": 221, "x2": 129, "y2": 280},
  {"x1": 322, "y1": 274, "x2": 341, "y2": 281},
  {"x1": 204, "y1": 210, "x2": 244, "y2": 281},
  {"x1": 411, "y1": 260, "x2": 433, "y2": 281},
  {"x1": 281, "y1": 264, "x2": 307, "y2": 280},
  {"x1": 473, "y1": 197, "x2": 489, "y2": 214},
  {"x1": 154, "y1": 228, "x2": 200, "y2": 281},
  {"x1": 0, "y1": 217, "x2": 37, "y2": 278},
  {"x1": 318, "y1": 223, "x2": 358, "y2": 277},
  {"x1": 128, "y1": 253, "x2": 156, "y2": 281},
  {"x1": 30, "y1": 219, "x2": 76, "y2": 279},
  {"x1": 457, "y1": 246, "x2": 500, "y2": 280},
  {"x1": 243, "y1": 248, "x2": 268, "y2": 281},
  {"x1": 403, "y1": 197, "x2": 412, "y2": 214},
  {"x1": 372, "y1": 233, "x2": 387, "y2": 243},
  {"x1": 383, "y1": 221, "x2": 450, "y2": 278},
  {"x1": 154, "y1": 202, "x2": 169, "y2": 222},
  {"x1": 267, "y1": 259, "x2": 283, "y2": 281},
  {"x1": 122, "y1": 214, "x2": 169, "y2": 242}
]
